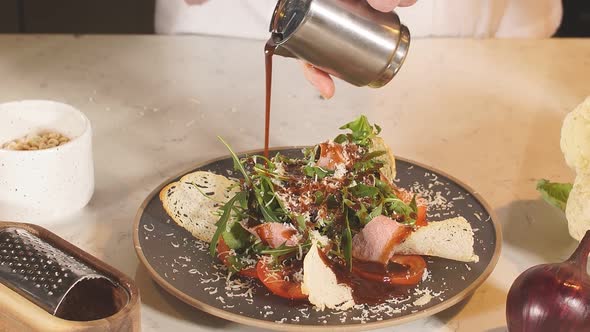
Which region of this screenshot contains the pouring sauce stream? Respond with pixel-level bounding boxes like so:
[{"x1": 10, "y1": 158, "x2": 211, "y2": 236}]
[{"x1": 264, "y1": 39, "x2": 276, "y2": 159}]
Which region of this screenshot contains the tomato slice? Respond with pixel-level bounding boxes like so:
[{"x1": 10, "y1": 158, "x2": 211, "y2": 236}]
[
  {"x1": 353, "y1": 255, "x2": 426, "y2": 286},
  {"x1": 238, "y1": 265, "x2": 258, "y2": 279},
  {"x1": 256, "y1": 259, "x2": 307, "y2": 300},
  {"x1": 389, "y1": 255, "x2": 426, "y2": 284},
  {"x1": 415, "y1": 205, "x2": 428, "y2": 227},
  {"x1": 216, "y1": 238, "x2": 257, "y2": 279}
]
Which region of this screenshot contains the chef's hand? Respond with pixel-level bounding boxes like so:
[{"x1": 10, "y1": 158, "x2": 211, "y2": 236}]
[{"x1": 303, "y1": 0, "x2": 417, "y2": 99}]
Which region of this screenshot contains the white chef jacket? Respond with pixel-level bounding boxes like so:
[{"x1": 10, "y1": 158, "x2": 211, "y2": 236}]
[{"x1": 155, "y1": 0, "x2": 563, "y2": 39}]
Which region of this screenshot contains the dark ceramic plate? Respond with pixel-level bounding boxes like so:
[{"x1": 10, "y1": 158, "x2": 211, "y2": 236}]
[{"x1": 133, "y1": 148, "x2": 501, "y2": 331}]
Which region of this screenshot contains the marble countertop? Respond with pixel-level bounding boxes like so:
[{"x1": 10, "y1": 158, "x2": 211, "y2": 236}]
[{"x1": 1, "y1": 35, "x2": 589, "y2": 331}]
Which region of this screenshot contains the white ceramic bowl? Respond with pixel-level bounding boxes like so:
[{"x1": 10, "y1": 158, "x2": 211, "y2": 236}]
[{"x1": 0, "y1": 100, "x2": 94, "y2": 224}]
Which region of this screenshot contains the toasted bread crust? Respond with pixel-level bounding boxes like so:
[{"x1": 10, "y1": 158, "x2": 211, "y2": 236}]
[
  {"x1": 160, "y1": 171, "x2": 238, "y2": 243},
  {"x1": 371, "y1": 137, "x2": 396, "y2": 182}
]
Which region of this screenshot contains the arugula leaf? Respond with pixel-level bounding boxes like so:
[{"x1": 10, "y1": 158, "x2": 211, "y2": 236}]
[
  {"x1": 334, "y1": 134, "x2": 348, "y2": 144},
  {"x1": 350, "y1": 183, "x2": 379, "y2": 198},
  {"x1": 338, "y1": 115, "x2": 380, "y2": 146},
  {"x1": 218, "y1": 136, "x2": 251, "y2": 186},
  {"x1": 257, "y1": 195, "x2": 281, "y2": 222},
  {"x1": 314, "y1": 191, "x2": 325, "y2": 205},
  {"x1": 303, "y1": 146, "x2": 319, "y2": 164},
  {"x1": 366, "y1": 203, "x2": 383, "y2": 224},
  {"x1": 383, "y1": 197, "x2": 414, "y2": 220},
  {"x1": 260, "y1": 242, "x2": 312, "y2": 258},
  {"x1": 225, "y1": 255, "x2": 245, "y2": 273},
  {"x1": 536, "y1": 179, "x2": 572, "y2": 212},
  {"x1": 402, "y1": 216, "x2": 416, "y2": 226},
  {"x1": 326, "y1": 194, "x2": 339, "y2": 209},
  {"x1": 254, "y1": 164, "x2": 289, "y2": 181},
  {"x1": 339, "y1": 115, "x2": 373, "y2": 138},
  {"x1": 343, "y1": 198, "x2": 355, "y2": 208},
  {"x1": 375, "y1": 178, "x2": 393, "y2": 195},
  {"x1": 295, "y1": 214, "x2": 307, "y2": 232},
  {"x1": 255, "y1": 177, "x2": 282, "y2": 223},
  {"x1": 353, "y1": 158, "x2": 384, "y2": 174},
  {"x1": 250, "y1": 241, "x2": 268, "y2": 254},
  {"x1": 303, "y1": 165, "x2": 331, "y2": 179},
  {"x1": 355, "y1": 203, "x2": 369, "y2": 224},
  {"x1": 409, "y1": 195, "x2": 418, "y2": 214},
  {"x1": 209, "y1": 191, "x2": 247, "y2": 256},
  {"x1": 362, "y1": 150, "x2": 386, "y2": 161},
  {"x1": 342, "y1": 210, "x2": 353, "y2": 271},
  {"x1": 221, "y1": 222, "x2": 252, "y2": 250},
  {"x1": 374, "y1": 124, "x2": 382, "y2": 135}
]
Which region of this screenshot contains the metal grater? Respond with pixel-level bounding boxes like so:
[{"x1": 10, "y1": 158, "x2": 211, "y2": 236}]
[{"x1": 0, "y1": 227, "x2": 116, "y2": 315}]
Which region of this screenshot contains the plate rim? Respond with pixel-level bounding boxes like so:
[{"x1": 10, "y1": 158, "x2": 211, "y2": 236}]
[{"x1": 133, "y1": 146, "x2": 502, "y2": 331}]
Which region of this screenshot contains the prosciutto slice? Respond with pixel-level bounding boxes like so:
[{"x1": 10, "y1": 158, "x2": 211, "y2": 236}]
[
  {"x1": 242, "y1": 222, "x2": 300, "y2": 248},
  {"x1": 352, "y1": 215, "x2": 412, "y2": 265},
  {"x1": 316, "y1": 142, "x2": 347, "y2": 170}
]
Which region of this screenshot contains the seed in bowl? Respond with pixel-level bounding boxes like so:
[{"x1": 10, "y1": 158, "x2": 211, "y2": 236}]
[{"x1": 2, "y1": 132, "x2": 70, "y2": 151}]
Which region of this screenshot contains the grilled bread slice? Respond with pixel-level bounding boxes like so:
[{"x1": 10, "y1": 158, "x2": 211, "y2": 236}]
[
  {"x1": 160, "y1": 171, "x2": 239, "y2": 243},
  {"x1": 394, "y1": 217, "x2": 479, "y2": 263},
  {"x1": 371, "y1": 136, "x2": 397, "y2": 182}
]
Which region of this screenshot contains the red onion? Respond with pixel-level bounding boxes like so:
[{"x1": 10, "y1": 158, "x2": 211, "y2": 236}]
[{"x1": 506, "y1": 230, "x2": 590, "y2": 332}]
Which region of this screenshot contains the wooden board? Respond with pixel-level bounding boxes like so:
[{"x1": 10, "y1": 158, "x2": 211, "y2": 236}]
[{"x1": 0, "y1": 222, "x2": 141, "y2": 332}]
